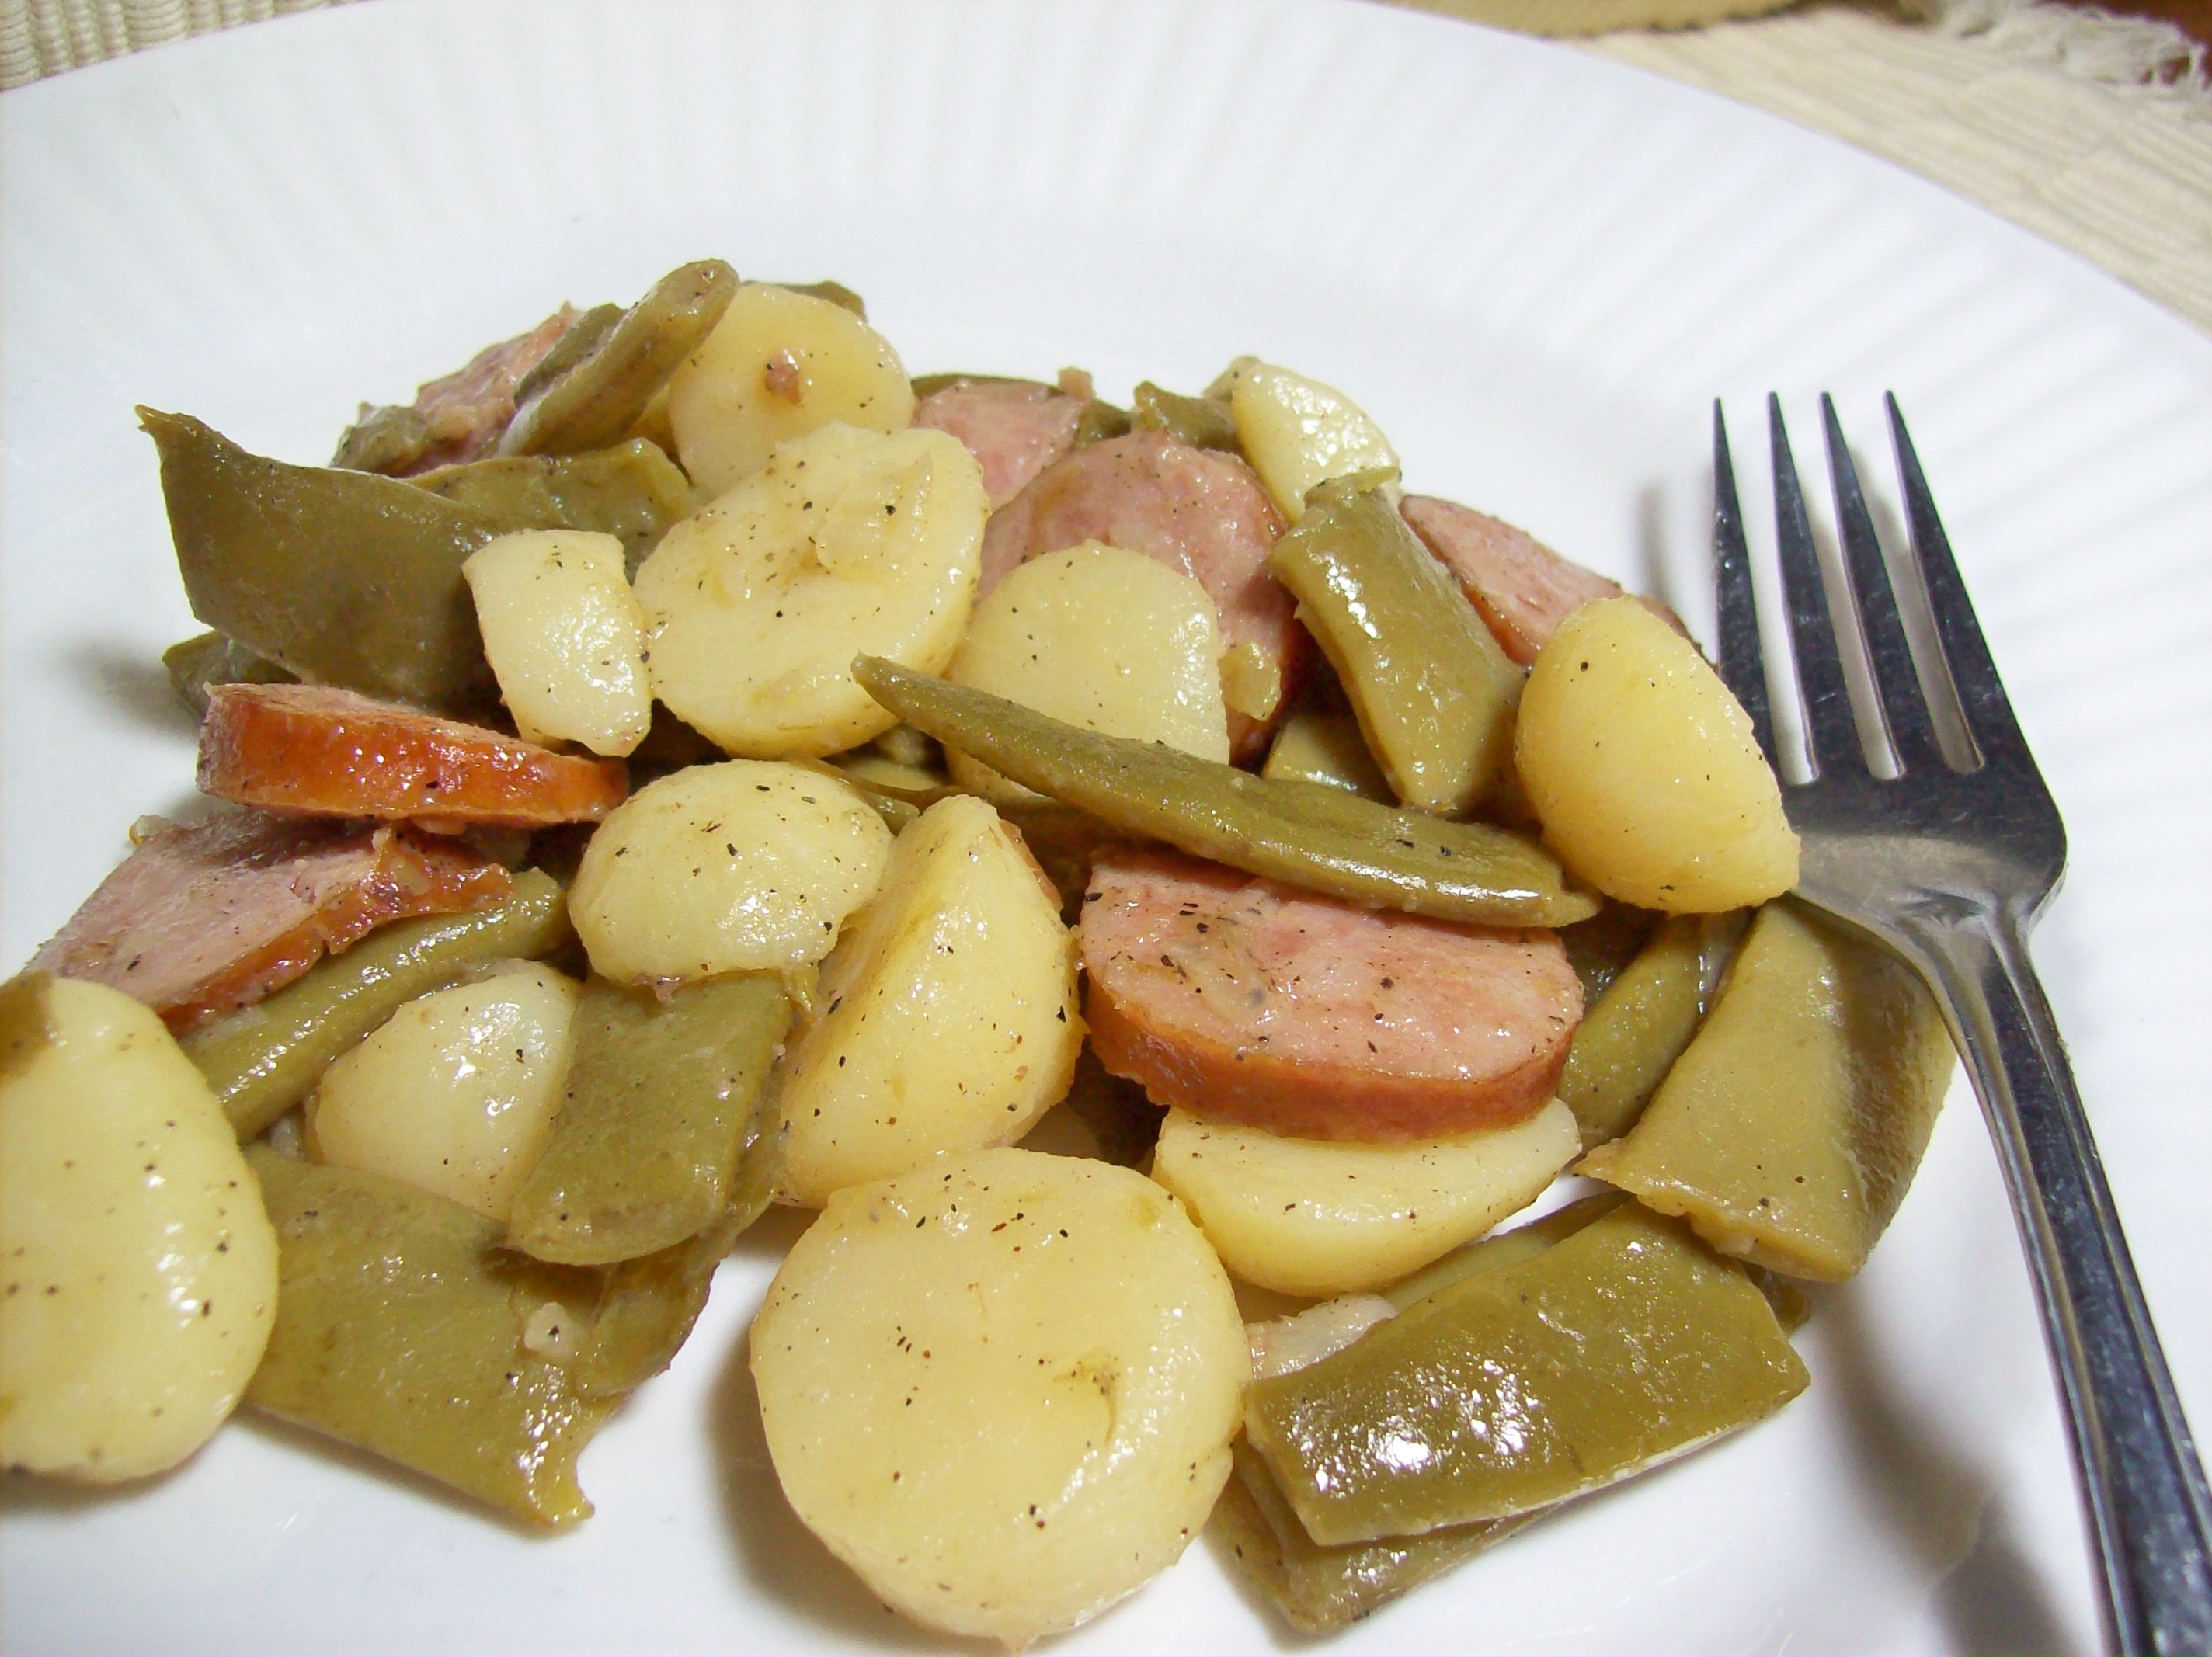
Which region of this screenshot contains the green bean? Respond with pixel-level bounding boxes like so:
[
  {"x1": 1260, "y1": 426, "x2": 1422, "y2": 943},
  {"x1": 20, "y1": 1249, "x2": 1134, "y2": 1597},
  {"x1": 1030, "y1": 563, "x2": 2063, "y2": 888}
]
[
  {"x1": 1558, "y1": 912, "x2": 1746, "y2": 1150},
  {"x1": 853, "y1": 656, "x2": 1597, "y2": 927},
  {"x1": 1381, "y1": 1190, "x2": 1626, "y2": 1310},
  {"x1": 184, "y1": 870, "x2": 571, "y2": 1141},
  {"x1": 329, "y1": 401, "x2": 435, "y2": 475},
  {"x1": 245, "y1": 1147, "x2": 612, "y2": 1527},
  {"x1": 410, "y1": 437, "x2": 693, "y2": 573},
  {"x1": 509, "y1": 304, "x2": 623, "y2": 409},
  {"x1": 1244, "y1": 1202, "x2": 1807, "y2": 1544},
  {"x1": 1214, "y1": 1437, "x2": 1540, "y2": 1635},
  {"x1": 506, "y1": 973, "x2": 791, "y2": 1266},
  {"x1": 144, "y1": 408, "x2": 532, "y2": 714},
  {"x1": 1557, "y1": 901, "x2": 1657, "y2": 1003},
  {"x1": 1580, "y1": 901, "x2": 1953, "y2": 1281},
  {"x1": 1267, "y1": 471, "x2": 1522, "y2": 815},
  {"x1": 161, "y1": 630, "x2": 294, "y2": 718},
  {"x1": 1260, "y1": 706, "x2": 1391, "y2": 801},
  {"x1": 774, "y1": 279, "x2": 866, "y2": 318},
  {"x1": 498, "y1": 259, "x2": 738, "y2": 458},
  {"x1": 569, "y1": 1212, "x2": 743, "y2": 1399},
  {"x1": 1129, "y1": 381, "x2": 1239, "y2": 452}
]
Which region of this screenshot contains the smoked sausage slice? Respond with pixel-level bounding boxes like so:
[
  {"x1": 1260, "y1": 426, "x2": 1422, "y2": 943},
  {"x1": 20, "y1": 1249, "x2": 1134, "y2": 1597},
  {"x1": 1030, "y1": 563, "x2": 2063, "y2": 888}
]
[
  {"x1": 1400, "y1": 495, "x2": 1629, "y2": 667},
  {"x1": 913, "y1": 377, "x2": 1089, "y2": 509},
  {"x1": 1080, "y1": 848, "x2": 1581, "y2": 1143},
  {"x1": 198, "y1": 683, "x2": 627, "y2": 828},
  {"x1": 27, "y1": 808, "x2": 513, "y2": 1032}
]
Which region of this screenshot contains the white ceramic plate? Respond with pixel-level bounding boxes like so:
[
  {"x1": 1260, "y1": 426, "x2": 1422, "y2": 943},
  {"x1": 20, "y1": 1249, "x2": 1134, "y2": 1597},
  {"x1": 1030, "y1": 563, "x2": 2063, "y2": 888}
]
[{"x1": 5, "y1": 1, "x2": 2208, "y2": 1650}]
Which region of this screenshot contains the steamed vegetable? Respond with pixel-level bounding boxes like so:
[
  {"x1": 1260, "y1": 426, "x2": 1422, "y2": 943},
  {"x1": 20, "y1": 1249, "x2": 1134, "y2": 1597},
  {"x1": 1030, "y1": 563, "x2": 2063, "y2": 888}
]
[
  {"x1": 506, "y1": 971, "x2": 791, "y2": 1265},
  {"x1": 751, "y1": 1148, "x2": 1248, "y2": 1645},
  {"x1": 1, "y1": 974, "x2": 278, "y2": 1482},
  {"x1": 1515, "y1": 597, "x2": 1799, "y2": 912},
  {"x1": 1268, "y1": 471, "x2": 1521, "y2": 815},
  {"x1": 182, "y1": 868, "x2": 572, "y2": 1141},
  {"x1": 1580, "y1": 901, "x2": 1953, "y2": 1279},
  {"x1": 1558, "y1": 912, "x2": 1744, "y2": 1149},
  {"x1": 416, "y1": 438, "x2": 692, "y2": 570},
  {"x1": 143, "y1": 409, "x2": 527, "y2": 714},
  {"x1": 855, "y1": 656, "x2": 1596, "y2": 928},
  {"x1": 1244, "y1": 1201, "x2": 1807, "y2": 1544}
]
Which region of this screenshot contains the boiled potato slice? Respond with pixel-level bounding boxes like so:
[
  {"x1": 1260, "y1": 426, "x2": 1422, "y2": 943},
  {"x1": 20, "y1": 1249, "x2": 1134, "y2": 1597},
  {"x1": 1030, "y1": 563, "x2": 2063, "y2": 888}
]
[
  {"x1": 751, "y1": 1148, "x2": 1247, "y2": 1645},
  {"x1": 308, "y1": 961, "x2": 581, "y2": 1222},
  {"x1": 569, "y1": 759, "x2": 894, "y2": 983},
  {"x1": 638, "y1": 422, "x2": 986, "y2": 758},
  {"x1": 775, "y1": 794, "x2": 1083, "y2": 1205},
  {"x1": 944, "y1": 540, "x2": 1229, "y2": 800},
  {"x1": 0, "y1": 974, "x2": 278, "y2": 1482},
  {"x1": 1149, "y1": 1099, "x2": 1581, "y2": 1297},
  {"x1": 666, "y1": 282, "x2": 915, "y2": 498},
  {"x1": 463, "y1": 529, "x2": 652, "y2": 756},
  {"x1": 1221, "y1": 358, "x2": 1399, "y2": 523},
  {"x1": 1515, "y1": 597, "x2": 1800, "y2": 912}
]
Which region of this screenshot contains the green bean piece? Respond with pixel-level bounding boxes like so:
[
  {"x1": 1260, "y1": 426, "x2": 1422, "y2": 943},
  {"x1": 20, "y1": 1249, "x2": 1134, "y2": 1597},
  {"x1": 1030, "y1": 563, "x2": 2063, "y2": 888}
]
[
  {"x1": 1557, "y1": 914, "x2": 1737, "y2": 1151},
  {"x1": 498, "y1": 259, "x2": 738, "y2": 458},
  {"x1": 1268, "y1": 471, "x2": 1522, "y2": 815},
  {"x1": 1247, "y1": 1203, "x2": 1807, "y2": 1544},
  {"x1": 184, "y1": 870, "x2": 572, "y2": 1141},
  {"x1": 568, "y1": 1207, "x2": 748, "y2": 1399},
  {"x1": 410, "y1": 438, "x2": 694, "y2": 573},
  {"x1": 506, "y1": 974, "x2": 791, "y2": 1266},
  {"x1": 1580, "y1": 901, "x2": 1953, "y2": 1281},
  {"x1": 1130, "y1": 381, "x2": 1240, "y2": 452},
  {"x1": 1380, "y1": 1190, "x2": 1627, "y2": 1311},
  {"x1": 1070, "y1": 395, "x2": 1132, "y2": 448},
  {"x1": 1214, "y1": 1437, "x2": 1541, "y2": 1635},
  {"x1": 245, "y1": 1147, "x2": 614, "y2": 1527},
  {"x1": 161, "y1": 630, "x2": 295, "y2": 718},
  {"x1": 1261, "y1": 706, "x2": 1391, "y2": 801},
  {"x1": 509, "y1": 304, "x2": 624, "y2": 409},
  {"x1": 1, "y1": 973, "x2": 55, "y2": 1081},
  {"x1": 144, "y1": 408, "x2": 534, "y2": 714},
  {"x1": 774, "y1": 279, "x2": 867, "y2": 318},
  {"x1": 853, "y1": 657, "x2": 1597, "y2": 928},
  {"x1": 908, "y1": 371, "x2": 1027, "y2": 398}
]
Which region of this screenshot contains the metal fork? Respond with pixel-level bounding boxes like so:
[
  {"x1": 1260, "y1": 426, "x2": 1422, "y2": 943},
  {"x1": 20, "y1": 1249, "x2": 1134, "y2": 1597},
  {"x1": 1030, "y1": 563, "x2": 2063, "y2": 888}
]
[{"x1": 1711, "y1": 394, "x2": 2212, "y2": 1656}]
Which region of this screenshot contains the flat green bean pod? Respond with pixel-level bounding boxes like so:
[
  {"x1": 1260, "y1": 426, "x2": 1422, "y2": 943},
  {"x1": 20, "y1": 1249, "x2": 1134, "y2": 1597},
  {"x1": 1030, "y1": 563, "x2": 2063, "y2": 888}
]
[
  {"x1": 411, "y1": 438, "x2": 693, "y2": 572},
  {"x1": 1268, "y1": 471, "x2": 1522, "y2": 815},
  {"x1": 161, "y1": 630, "x2": 294, "y2": 718},
  {"x1": 184, "y1": 869, "x2": 572, "y2": 1140},
  {"x1": 1130, "y1": 381, "x2": 1239, "y2": 452},
  {"x1": 145, "y1": 408, "x2": 534, "y2": 714},
  {"x1": 853, "y1": 656, "x2": 1597, "y2": 928},
  {"x1": 498, "y1": 259, "x2": 739, "y2": 457},
  {"x1": 506, "y1": 972, "x2": 791, "y2": 1266},
  {"x1": 246, "y1": 1147, "x2": 613, "y2": 1527},
  {"x1": 1559, "y1": 912, "x2": 1744, "y2": 1150}
]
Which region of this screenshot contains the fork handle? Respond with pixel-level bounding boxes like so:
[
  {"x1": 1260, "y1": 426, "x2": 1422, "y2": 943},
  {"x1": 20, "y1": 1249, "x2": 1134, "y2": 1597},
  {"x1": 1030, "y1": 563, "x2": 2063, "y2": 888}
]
[{"x1": 1908, "y1": 913, "x2": 2212, "y2": 1657}]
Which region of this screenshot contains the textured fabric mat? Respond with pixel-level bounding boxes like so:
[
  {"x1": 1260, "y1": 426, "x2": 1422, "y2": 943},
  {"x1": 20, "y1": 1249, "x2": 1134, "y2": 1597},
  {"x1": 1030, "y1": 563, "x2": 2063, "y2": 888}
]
[{"x1": 2, "y1": 0, "x2": 2208, "y2": 335}]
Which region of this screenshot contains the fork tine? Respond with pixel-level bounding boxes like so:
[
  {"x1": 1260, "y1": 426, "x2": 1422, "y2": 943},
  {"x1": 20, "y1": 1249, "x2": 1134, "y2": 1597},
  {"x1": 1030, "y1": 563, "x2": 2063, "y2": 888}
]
[
  {"x1": 1770, "y1": 395, "x2": 1866, "y2": 779},
  {"x1": 1712, "y1": 401, "x2": 1777, "y2": 766},
  {"x1": 1886, "y1": 394, "x2": 2030, "y2": 771},
  {"x1": 1821, "y1": 395, "x2": 1946, "y2": 775}
]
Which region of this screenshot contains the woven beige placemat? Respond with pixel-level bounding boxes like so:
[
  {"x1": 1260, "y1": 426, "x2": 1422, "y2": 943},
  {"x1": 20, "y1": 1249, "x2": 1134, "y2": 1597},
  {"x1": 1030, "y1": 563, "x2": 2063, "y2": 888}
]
[{"x1": 3, "y1": 0, "x2": 2208, "y2": 335}]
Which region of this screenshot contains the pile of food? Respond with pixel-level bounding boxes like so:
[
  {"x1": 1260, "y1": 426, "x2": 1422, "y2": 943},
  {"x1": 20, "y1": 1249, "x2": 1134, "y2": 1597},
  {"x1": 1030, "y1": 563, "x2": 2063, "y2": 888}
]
[{"x1": 0, "y1": 259, "x2": 1954, "y2": 1646}]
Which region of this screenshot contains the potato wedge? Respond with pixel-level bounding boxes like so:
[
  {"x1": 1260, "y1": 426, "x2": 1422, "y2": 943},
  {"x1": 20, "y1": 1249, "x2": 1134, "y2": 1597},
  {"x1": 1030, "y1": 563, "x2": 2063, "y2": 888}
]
[
  {"x1": 751, "y1": 1148, "x2": 1247, "y2": 1645},
  {"x1": 569, "y1": 760, "x2": 894, "y2": 983},
  {"x1": 666, "y1": 283, "x2": 914, "y2": 498},
  {"x1": 1149, "y1": 1099, "x2": 1580, "y2": 1297},
  {"x1": 1219, "y1": 358, "x2": 1399, "y2": 523},
  {"x1": 775, "y1": 794, "x2": 1083, "y2": 1205},
  {"x1": 463, "y1": 528, "x2": 652, "y2": 756},
  {"x1": 308, "y1": 962, "x2": 582, "y2": 1222},
  {"x1": 637, "y1": 422, "x2": 986, "y2": 758},
  {"x1": 1, "y1": 974, "x2": 278, "y2": 1482},
  {"x1": 946, "y1": 540, "x2": 1229, "y2": 799},
  {"x1": 1515, "y1": 598, "x2": 1799, "y2": 912}
]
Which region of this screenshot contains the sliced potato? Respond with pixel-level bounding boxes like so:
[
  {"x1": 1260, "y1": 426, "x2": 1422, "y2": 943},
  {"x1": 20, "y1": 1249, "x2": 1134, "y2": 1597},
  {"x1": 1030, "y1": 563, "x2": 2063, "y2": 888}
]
[
  {"x1": 569, "y1": 759, "x2": 894, "y2": 983},
  {"x1": 666, "y1": 282, "x2": 915, "y2": 498},
  {"x1": 463, "y1": 528, "x2": 652, "y2": 756},
  {"x1": 945, "y1": 540, "x2": 1229, "y2": 800},
  {"x1": 751, "y1": 1148, "x2": 1247, "y2": 1645},
  {"x1": 1221, "y1": 358, "x2": 1399, "y2": 523},
  {"x1": 0, "y1": 974, "x2": 278, "y2": 1482},
  {"x1": 775, "y1": 794, "x2": 1083, "y2": 1205},
  {"x1": 1515, "y1": 597, "x2": 1799, "y2": 912},
  {"x1": 1149, "y1": 1099, "x2": 1581, "y2": 1297},
  {"x1": 307, "y1": 961, "x2": 581, "y2": 1222},
  {"x1": 637, "y1": 422, "x2": 986, "y2": 758}
]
